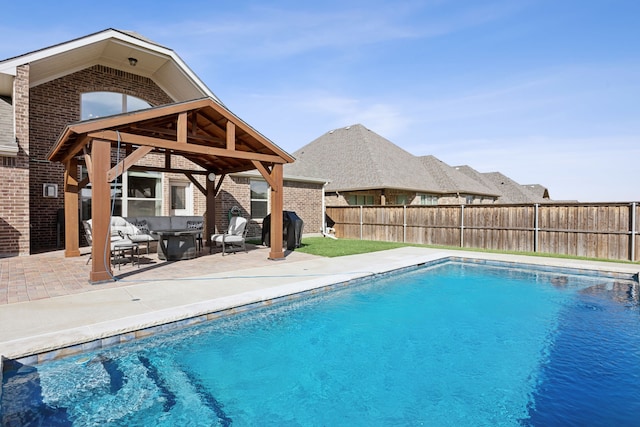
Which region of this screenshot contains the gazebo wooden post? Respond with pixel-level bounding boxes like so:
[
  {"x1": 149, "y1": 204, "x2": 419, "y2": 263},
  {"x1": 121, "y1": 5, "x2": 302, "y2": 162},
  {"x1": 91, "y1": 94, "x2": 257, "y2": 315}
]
[
  {"x1": 63, "y1": 157, "x2": 80, "y2": 257},
  {"x1": 268, "y1": 163, "x2": 285, "y2": 259},
  {"x1": 205, "y1": 176, "x2": 216, "y2": 248},
  {"x1": 89, "y1": 139, "x2": 114, "y2": 283}
]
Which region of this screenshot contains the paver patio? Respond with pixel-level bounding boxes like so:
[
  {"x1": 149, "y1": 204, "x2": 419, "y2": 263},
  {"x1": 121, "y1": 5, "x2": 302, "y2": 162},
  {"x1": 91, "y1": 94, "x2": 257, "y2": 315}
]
[{"x1": 0, "y1": 244, "x2": 319, "y2": 305}]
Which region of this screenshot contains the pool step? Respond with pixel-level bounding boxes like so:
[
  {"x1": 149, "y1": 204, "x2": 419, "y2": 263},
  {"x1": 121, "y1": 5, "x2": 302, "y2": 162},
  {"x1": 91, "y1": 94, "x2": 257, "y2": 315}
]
[{"x1": 4, "y1": 353, "x2": 228, "y2": 425}]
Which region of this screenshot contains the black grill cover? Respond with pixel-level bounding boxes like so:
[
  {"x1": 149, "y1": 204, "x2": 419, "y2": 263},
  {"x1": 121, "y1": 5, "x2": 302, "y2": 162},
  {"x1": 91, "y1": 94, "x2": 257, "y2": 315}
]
[{"x1": 262, "y1": 211, "x2": 304, "y2": 250}]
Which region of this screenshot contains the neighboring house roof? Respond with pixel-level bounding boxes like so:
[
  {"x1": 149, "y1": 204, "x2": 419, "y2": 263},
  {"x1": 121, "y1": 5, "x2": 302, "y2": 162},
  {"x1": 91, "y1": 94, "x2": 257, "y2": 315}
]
[
  {"x1": 522, "y1": 184, "x2": 550, "y2": 200},
  {"x1": 0, "y1": 28, "x2": 220, "y2": 103},
  {"x1": 454, "y1": 165, "x2": 550, "y2": 204},
  {"x1": 285, "y1": 124, "x2": 447, "y2": 193},
  {"x1": 419, "y1": 155, "x2": 498, "y2": 197},
  {"x1": 284, "y1": 123, "x2": 552, "y2": 203},
  {"x1": 285, "y1": 124, "x2": 502, "y2": 197},
  {"x1": 0, "y1": 95, "x2": 17, "y2": 156}
]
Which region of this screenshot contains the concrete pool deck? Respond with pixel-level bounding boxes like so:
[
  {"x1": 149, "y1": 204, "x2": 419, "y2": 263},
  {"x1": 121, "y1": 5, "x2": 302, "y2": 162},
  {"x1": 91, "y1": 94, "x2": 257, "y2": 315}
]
[{"x1": 1, "y1": 247, "x2": 639, "y2": 361}]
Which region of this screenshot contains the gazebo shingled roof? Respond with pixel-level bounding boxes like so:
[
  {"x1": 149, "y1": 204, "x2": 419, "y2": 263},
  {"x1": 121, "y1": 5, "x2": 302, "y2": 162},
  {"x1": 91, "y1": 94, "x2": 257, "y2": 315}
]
[{"x1": 48, "y1": 97, "x2": 294, "y2": 283}]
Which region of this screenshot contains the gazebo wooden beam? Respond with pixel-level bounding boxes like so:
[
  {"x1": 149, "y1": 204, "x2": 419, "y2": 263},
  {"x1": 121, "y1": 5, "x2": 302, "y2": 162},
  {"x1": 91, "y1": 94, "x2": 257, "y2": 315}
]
[
  {"x1": 69, "y1": 98, "x2": 212, "y2": 135},
  {"x1": 88, "y1": 130, "x2": 286, "y2": 164},
  {"x1": 177, "y1": 112, "x2": 188, "y2": 144},
  {"x1": 252, "y1": 160, "x2": 276, "y2": 188},
  {"x1": 107, "y1": 146, "x2": 153, "y2": 182},
  {"x1": 185, "y1": 172, "x2": 206, "y2": 196},
  {"x1": 226, "y1": 121, "x2": 235, "y2": 151},
  {"x1": 61, "y1": 134, "x2": 90, "y2": 164}
]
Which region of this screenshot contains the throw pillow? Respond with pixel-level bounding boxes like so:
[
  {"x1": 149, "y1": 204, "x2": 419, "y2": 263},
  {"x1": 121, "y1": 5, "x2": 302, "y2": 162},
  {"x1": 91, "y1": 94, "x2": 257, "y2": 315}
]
[
  {"x1": 187, "y1": 220, "x2": 203, "y2": 230},
  {"x1": 135, "y1": 220, "x2": 150, "y2": 235}
]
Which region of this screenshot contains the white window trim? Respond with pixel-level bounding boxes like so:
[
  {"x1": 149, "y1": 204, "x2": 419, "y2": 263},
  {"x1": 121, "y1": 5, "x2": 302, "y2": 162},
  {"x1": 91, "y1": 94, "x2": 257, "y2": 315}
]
[{"x1": 250, "y1": 179, "x2": 270, "y2": 220}]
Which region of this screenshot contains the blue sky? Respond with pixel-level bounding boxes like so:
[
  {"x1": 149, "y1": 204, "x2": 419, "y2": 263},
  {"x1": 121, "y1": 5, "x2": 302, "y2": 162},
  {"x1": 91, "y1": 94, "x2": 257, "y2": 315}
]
[{"x1": 1, "y1": 0, "x2": 638, "y2": 202}]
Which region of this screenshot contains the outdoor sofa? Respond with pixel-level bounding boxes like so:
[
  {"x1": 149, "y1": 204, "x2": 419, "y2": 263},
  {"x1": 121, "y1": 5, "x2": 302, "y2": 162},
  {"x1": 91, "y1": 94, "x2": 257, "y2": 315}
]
[{"x1": 109, "y1": 215, "x2": 204, "y2": 253}]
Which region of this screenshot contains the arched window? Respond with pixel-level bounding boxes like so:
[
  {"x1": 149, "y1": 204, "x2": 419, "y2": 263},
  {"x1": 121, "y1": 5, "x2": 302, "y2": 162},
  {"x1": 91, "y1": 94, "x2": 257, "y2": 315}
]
[
  {"x1": 81, "y1": 91, "x2": 151, "y2": 120},
  {"x1": 79, "y1": 92, "x2": 159, "y2": 220}
]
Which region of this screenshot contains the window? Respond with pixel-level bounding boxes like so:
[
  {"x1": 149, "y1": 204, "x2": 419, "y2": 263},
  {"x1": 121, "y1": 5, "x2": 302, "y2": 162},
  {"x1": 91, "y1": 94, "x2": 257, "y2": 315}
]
[
  {"x1": 171, "y1": 186, "x2": 186, "y2": 210},
  {"x1": 81, "y1": 92, "x2": 151, "y2": 120},
  {"x1": 395, "y1": 194, "x2": 408, "y2": 205},
  {"x1": 465, "y1": 195, "x2": 474, "y2": 205},
  {"x1": 80, "y1": 169, "x2": 161, "y2": 220},
  {"x1": 126, "y1": 172, "x2": 162, "y2": 216},
  {"x1": 347, "y1": 194, "x2": 374, "y2": 205},
  {"x1": 250, "y1": 180, "x2": 269, "y2": 219},
  {"x1": 1, "y1": 156, "x2": 16, "y2": 167},
  {"x1": 419, "y1": 194, "x2": 438, "y2": 206}
]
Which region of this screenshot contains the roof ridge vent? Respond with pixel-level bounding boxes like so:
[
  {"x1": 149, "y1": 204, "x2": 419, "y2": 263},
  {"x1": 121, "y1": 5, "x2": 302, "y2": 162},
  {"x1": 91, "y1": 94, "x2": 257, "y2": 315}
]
[{"x1": 345, "y1": 126, "x2": 351, "y2": 130}]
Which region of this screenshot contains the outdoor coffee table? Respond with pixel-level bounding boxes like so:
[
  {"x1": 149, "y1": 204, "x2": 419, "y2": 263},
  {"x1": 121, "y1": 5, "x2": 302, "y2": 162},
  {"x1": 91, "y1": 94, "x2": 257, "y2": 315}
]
[
  {"x1": 154, "y1": 229, "x2": 200, "y2": 261},
  {"x1": 112, "y1": 241, "x2": 139, "y2": 269}
]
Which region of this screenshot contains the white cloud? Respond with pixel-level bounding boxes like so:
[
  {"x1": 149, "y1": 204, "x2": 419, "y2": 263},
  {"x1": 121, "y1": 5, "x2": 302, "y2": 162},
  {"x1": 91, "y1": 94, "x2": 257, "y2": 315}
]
[{"x1": 144, "y1": 1, "x2": 525, "y2": 61}]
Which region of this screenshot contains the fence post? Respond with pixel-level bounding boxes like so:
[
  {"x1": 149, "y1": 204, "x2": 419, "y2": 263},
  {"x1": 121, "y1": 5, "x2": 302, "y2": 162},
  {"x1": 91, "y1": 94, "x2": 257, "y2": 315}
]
[
  {"x1": 631, "y1": 202, "x2": 637, "y2": 261},
  {"x1": 534, "y1": 203, "x2": 539, "y2": 253},
  {"x1": 360, "y1": 205, "x2": 363, "y2": 240},
  {"x1": 460, "y1": 204, "x2": 464, "y2": 248},
  {"x1": 403, "y1": 205, "x2": 407, "y2": 243}
]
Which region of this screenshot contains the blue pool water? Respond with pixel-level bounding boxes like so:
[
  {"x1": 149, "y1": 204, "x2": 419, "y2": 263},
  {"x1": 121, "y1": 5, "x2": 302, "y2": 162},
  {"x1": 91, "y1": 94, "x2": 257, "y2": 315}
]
[{"x1": 2, "y1": 261, "x2": 640, "y2": 426}]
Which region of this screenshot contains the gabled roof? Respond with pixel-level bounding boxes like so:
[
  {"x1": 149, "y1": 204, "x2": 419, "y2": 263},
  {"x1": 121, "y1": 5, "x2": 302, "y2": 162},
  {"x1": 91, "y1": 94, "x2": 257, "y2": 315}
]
[
  {"x1": 454, "y1": 165, "x2": 550, "y2": 203},
  {"x1": 285, "y1": 124, "x2": 444, "y2": 193},
  {"x1": 0, "y1": 28, "x2": 219, "y2": 102},
  {"x1": 48, "y1": 97, "x2": 293, "y2": 174}
]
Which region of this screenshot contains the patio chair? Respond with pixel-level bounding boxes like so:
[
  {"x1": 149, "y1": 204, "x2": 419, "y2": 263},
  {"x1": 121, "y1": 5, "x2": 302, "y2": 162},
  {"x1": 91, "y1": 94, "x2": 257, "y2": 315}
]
[
  {"x1": 83, "y1": 220, "x2": 137, "y2": 267},
  {"x1": 210, "y1": 216, "x2": 248, "y2": 255},
  {"x1": 186, "y1": 220, "x2": 204, "y2": 252}
]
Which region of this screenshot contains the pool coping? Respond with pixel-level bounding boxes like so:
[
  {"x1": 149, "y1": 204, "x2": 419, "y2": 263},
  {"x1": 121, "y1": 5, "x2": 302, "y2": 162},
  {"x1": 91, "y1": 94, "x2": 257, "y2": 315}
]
[{"x1": 1, "y1": 248, "x2": 638, "y2": 370}]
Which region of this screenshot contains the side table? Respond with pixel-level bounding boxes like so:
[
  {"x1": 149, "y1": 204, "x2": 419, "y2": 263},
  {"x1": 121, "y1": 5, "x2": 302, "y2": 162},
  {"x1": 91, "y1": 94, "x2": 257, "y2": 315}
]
[{"x1": 112, "y1": 242, "x2": 139, "y2": 269}]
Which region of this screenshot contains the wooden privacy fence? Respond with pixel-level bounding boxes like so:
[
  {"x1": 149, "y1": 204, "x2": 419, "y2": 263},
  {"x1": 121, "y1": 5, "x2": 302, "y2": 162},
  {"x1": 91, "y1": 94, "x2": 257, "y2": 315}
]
[{"x1": 326, "y1": 203, "x2": 640, "y2": 262}]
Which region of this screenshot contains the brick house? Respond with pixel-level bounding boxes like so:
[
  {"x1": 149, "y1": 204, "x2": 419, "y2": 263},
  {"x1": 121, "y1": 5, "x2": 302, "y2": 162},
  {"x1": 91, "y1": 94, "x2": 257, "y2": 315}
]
[{"x1": 0, "y1": 29, "x2": 325, "y2": 257}]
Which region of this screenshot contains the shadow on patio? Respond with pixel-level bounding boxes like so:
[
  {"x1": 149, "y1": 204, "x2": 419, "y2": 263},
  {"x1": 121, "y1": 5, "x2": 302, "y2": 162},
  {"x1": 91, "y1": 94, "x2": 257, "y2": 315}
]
[{"x1": 0, "y1": 244, "x2": 320, "y2": 305}]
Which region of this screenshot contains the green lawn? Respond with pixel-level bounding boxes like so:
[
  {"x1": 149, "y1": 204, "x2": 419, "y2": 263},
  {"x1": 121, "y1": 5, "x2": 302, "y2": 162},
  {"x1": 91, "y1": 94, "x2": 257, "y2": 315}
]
[
  {"x1": 295, "y1": 237, "x2": 640, "y2": 265},
  {"x1": 296, "y1": 237, "x2": 410, "y2": 257}
]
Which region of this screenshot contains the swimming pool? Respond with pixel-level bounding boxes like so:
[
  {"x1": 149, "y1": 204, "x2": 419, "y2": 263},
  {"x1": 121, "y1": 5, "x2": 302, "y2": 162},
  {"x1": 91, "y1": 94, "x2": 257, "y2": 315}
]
[{"x1": 2, "y1": 260, "x2": 639, "y2": 426}]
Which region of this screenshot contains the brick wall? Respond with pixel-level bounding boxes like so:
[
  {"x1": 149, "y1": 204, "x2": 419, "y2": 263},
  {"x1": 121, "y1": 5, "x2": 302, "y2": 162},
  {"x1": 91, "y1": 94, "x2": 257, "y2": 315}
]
[
  {"x1": 0, "y1": 65, "x2": 31, "y2": 256},
  {"x1": 28, "y1": 65, "x2": 173, "y2": 252},
  {"x1": 216, "y1": 175, "x2": 324, "y2": 241},
  {"x1": 283, "y1": 180, "x2": 323, "y2": 234}
]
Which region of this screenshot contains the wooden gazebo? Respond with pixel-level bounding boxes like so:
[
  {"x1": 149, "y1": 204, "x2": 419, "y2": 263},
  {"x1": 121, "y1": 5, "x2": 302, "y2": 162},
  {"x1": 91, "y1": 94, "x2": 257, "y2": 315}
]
[{"x1": 48, "y1": 97, "x2": 294, "y2": 283}]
